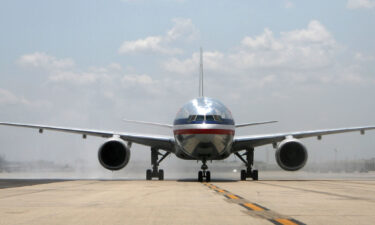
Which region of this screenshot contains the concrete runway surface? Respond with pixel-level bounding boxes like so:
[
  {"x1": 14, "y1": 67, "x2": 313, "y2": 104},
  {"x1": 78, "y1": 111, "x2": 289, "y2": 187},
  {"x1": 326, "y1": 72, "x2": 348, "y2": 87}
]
[{"x1": 1, "y1": 175, "x2": 375, "y2": 225}]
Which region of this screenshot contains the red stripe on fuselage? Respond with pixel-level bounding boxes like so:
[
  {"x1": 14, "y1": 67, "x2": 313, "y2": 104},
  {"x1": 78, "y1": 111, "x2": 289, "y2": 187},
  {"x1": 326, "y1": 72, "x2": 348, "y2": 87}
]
[{"x1": 174, "y1": 129, "x2": 235, "y2": 135}]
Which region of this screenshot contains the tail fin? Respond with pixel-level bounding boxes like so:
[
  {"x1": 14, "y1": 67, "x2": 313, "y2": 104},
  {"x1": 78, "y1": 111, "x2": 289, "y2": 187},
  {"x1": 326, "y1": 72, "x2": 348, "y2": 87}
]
[{"x1": 199, "y1": 47, "x2": 204, "y2": 97}]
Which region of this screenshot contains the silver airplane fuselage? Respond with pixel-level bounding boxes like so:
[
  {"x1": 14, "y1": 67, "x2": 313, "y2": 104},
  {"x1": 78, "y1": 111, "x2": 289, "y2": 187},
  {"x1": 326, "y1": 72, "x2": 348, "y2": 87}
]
[{"x1": 173, "y1": 97, "x2": 235, "y2": 160}]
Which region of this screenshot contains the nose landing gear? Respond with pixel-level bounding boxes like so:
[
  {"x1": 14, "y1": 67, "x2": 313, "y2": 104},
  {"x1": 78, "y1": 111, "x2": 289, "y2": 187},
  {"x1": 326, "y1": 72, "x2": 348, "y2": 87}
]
[{"x1": 198, "y1": 159, "x2": 211, "y2": 182}]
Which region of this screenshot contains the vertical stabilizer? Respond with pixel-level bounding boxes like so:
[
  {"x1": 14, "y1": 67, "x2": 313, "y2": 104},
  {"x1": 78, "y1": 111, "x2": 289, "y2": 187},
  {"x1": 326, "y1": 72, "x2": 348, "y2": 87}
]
[{"x1": 199, "y1": 47, "x2": 204, "y2": 97}]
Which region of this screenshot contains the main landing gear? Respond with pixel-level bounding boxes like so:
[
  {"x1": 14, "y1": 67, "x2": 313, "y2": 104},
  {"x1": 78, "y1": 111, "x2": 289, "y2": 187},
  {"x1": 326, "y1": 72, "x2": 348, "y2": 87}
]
[
  {"x1": 146, "y1": 148, "x2": 170, "y2": 180},
  {"x1": 235, "y1": 148, "x2": 258, "y2": 181},
  {"x1": 198, "y1": 159, "x2": 211, "y2": 182}
]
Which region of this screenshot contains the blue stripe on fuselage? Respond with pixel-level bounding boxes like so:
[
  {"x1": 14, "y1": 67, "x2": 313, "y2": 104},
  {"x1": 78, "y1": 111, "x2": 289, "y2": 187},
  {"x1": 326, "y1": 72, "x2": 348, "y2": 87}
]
[{"x1": 173, "y1": 118, "x2": 235, "y2": 125}]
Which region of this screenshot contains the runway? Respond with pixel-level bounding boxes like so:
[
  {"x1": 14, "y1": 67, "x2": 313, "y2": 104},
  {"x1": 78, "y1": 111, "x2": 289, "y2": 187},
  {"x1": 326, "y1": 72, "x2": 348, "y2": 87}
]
[{"x1": 1, "y1": 176, "x2": 375, "y2": 225}]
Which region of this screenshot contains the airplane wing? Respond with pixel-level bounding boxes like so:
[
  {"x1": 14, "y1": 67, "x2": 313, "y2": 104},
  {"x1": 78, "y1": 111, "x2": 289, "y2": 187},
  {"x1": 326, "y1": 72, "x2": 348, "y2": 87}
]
[
  {"x1": 0, "y1": 122, "x2": 175, "y2": 152},
  {"x1": 232, "y1": 125, "x2": 375, "y2": 152}
]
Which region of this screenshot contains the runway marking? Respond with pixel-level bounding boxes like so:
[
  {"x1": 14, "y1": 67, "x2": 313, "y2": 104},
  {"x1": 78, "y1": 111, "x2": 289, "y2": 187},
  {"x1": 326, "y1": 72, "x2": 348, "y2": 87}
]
[
  {"x1": 241, "y1": 202, "x2": 266, "y2": 211},
  {"x1": 225, "y1": 194, "x2": 241, "y2": 200},
  {"x1": 270, "y1": 218, "x2": 305, "y2": 225},
  {"x1": 203, "y1": 183, "x2": 306, "y2": 225}
]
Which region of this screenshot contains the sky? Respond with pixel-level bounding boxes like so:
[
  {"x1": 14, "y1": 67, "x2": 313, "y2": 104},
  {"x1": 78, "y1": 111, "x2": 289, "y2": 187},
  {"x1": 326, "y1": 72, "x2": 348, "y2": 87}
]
[{"x1": 0, "y1": 0, "x2": 375, "y2": 175}]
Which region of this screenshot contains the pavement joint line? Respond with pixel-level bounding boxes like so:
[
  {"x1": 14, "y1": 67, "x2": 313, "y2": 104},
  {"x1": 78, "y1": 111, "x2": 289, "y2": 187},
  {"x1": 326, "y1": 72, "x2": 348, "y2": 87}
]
[
  {"x1": 257, "y1": 181, "x2": 375, "y2": 203},
  {"x1": 203, "y1": 183, "x2": 306, "y2": 225}
]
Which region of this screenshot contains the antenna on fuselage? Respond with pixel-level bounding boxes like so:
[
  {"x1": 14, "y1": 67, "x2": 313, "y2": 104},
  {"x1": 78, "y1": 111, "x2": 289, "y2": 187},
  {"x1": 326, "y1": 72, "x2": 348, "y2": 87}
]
[{"x1": 199, "y1": 47, "x2": 204, "y2": 97}]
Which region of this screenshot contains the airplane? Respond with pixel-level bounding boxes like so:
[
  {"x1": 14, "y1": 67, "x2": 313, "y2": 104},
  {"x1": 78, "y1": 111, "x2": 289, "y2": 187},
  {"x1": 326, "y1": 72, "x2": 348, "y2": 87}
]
[{"x1": 1, "y1": 48, "x2": 375, "y2": 182}]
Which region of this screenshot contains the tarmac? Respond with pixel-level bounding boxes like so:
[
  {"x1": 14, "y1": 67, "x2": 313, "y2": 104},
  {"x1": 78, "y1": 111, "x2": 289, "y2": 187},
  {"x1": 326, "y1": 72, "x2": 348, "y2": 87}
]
[{"x1": 1, "y1": 172, "x2": 375, "y2": 225}]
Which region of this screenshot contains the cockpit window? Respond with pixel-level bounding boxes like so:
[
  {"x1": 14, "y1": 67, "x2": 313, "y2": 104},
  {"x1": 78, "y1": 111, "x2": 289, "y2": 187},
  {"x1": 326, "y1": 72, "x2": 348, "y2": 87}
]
[
  {"x1": 187, "y1": 115, "x2": 223, "y2": 122},
  {"x1": 213, "y1": 115, "x2": 222, "y2": 121},
  {"x1": 188, "y1": 115, "x2": 197, "y2": 122},
  {"x1": 205, "y1": 115, "x2": 215, "y2": 121},
  {"x1": 196, "y1": 115, "x2": 205, "y2": 121}
]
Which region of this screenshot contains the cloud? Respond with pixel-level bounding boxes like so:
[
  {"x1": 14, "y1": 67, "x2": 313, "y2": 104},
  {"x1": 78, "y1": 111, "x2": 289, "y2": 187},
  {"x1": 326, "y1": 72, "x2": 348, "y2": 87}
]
[
  {"x1": 121, "y1": 0, "x2": 186, "y2": 3},
  {"x1": 0, "y1": 88, "x2": 30, "y2": 105},
  {"x1": 166, "y1": 18, "x2": 199, "y2": 41},
  {"x1": 233, "y1": 20, "x2": 337, "y2": 70},
  {"x1": 162, "y1": 50, "x2": 225, "y2": 74},
  {"x1": 354, "y1": 52, "x2": 375, "y2": 61},
  {"x1": 284, "y1": 0, "x2": 294, "y2": 9},
  {"x1": 118, "y1": 18, "x2": 198, "y2": 55},
  {"x1": 122, "y1": 74, "x2": 154, "y2": 85},
  {"x1": 18, "y1": 52, "x2": 75, "y2": 71},
  {"x1": 48, "y1": 71, "x2": 111, "y2": 85},
  {"x1": 118, "y1": 36, "x2": 182, "y2": 55},
  {"x1": 18, "y1": 52, "x2": 119, "y2": 85},
  {"x1": 347, "y1": 0, "x2": 375, "y2": 9},
  {"x1": 164, "y1": 20, "x2": 337, "y2": 76},
  {"x1": 0, "y1": 88, "x2": 52, "y2": 109}
]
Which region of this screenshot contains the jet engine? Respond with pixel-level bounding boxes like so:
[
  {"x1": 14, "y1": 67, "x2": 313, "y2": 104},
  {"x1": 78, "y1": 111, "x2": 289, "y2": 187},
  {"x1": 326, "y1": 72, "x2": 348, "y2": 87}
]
[
  {"x1": 98, "y1": 138, "x2": 130, "y2": 171},
  {"x1": 275, "y1": 138, "x2": 308, "y2": 171}
]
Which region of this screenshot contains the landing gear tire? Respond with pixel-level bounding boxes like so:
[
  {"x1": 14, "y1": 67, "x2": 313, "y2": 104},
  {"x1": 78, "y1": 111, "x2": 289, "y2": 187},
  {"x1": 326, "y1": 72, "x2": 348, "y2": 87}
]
[
  {"x1": 146, "y1": 169, "x2": 152, "y2": 180},
  {"x1": 252, "y1": 170, "x2": 258, "y2": 181},
  {"x1": 240, "y1": 170, "x2": 246, "y2": 181},
  {"x1": 206, "y1": 171, "x2": 211, "y2": 182},
  {"x1": 198, "y1": 171, "x2": 203, "y2": 182},
  {"x1": 236, "y1": 148, "x2": 259, "y2": 181},
  {"x1": 158, "y1": 169, "x2": 164, "y2": 180}
]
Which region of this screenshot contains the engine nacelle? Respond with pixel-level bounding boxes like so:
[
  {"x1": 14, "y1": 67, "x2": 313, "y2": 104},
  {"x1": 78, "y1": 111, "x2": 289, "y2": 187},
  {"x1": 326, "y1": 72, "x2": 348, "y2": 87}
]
[
  {"x1": 275, "y1": 138, "x2": 308, "y2": 171},
  {"x1": 98, "y1": 138, "x2": 130, "y2": 171}
]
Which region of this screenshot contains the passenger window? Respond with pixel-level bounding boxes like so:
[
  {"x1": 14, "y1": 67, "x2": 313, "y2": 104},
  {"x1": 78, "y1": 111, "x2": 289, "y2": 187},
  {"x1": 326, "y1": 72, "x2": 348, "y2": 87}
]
[{"x1": 196, "y1": 115, "x2": 205, "y2": 121}]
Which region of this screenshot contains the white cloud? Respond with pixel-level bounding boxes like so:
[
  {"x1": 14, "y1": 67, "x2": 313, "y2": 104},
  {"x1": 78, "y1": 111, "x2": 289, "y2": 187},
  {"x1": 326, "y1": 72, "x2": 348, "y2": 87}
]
[
  {"x1": 164, "y1": 20, "x2": 337, "y2": 76},
  {"x1": 347, "y1": 0, "x2": 375, "y2": 9},
  {"x1": 118, "y1": 36, "x2": 182, "y2": 55},
  {"x1": 284, "y1": 0, "x2": 294, "y2": 9},
  {"x1": 162, "y1": 50, "x2": 225, "y2": 74},
  {"x1": 354, "y1": 52, "x2": 375, "y2": 61},
  {"x1": 118, "y1": 18, "x2": 197, "y2": 55},
  {"x1": 48, "y1": 71, "x2": 110, "y2": 85},
  {"x1": 18, "y1": 53, "x2": 120, "y2": 85},
  {"x1": 0, "y1": 88, "x2": 30, "y2": 105},
  {"x1": 18, "y1": 52, "x2": 75, "y2": 71},
  {"x1": 0, "y1": 88, "x2": 51, "y2": 109},
  {"x1": 121, "y1": 0, "x2": 186, "y2": 3},
  {"x1": 122, "y1": 74, "x2": 154, "y2": 85},
  {"x1": 166, "y1": 18, "x2": 199, "y2": 41}
]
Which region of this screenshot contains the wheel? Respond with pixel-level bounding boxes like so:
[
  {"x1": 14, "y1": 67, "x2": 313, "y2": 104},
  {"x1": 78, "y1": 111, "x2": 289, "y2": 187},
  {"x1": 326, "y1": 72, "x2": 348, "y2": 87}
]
[
  {"x1": 198, "y1": 171, "x2": 203, "y2": 182},
  {"x1": 206, "y1": 171, "x2": 211, "y2": 182},
  {"x1": 146, "y1": 169, "x2": 152, "y2": 180},
  {"x1": 240, "y1": 170, "x2": 246, "y2": 181},
  {"x1": 252, "y1": 170, "x2": 258, "y2": 181},
  {"x1": 158, "y1": 169, "x2": 164, "y2": 180}
]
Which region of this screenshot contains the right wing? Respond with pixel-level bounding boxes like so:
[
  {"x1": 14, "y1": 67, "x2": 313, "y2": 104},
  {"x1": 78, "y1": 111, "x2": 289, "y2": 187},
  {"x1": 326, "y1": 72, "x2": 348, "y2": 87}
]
[
  {"x1": 0, "y1": 122, "x2": 175, "y2": 152},
  {"x1": 232, "y1": 125, "x2": 375, "y2": 152},
  {"x1": 235, "y1": 120, "x2": 278, "y2": 128}
]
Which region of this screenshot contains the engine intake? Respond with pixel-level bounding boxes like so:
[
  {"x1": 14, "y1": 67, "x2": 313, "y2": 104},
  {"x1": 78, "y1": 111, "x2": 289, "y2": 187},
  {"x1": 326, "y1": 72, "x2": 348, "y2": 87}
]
[
  {"x1": 275, "y1": 138, "x2": 308, "y2": 171},
  {"x1": 98, "y1": 138, "x2": 130, "y2": 171}
]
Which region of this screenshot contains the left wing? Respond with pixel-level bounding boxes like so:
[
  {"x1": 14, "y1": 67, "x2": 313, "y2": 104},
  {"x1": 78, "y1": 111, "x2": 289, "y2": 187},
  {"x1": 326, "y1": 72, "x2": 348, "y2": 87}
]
[
  {"x1": 232, "y1": 125, "x2": 375, "y2": 152},
  {"x1": 0, "y1": 122, "x2": 175, "y2": 152}
]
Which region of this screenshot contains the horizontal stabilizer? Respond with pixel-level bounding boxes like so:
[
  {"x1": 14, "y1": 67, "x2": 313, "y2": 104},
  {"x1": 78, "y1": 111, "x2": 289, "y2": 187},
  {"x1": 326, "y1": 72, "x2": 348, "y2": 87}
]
[
  {"x1": 122, "y1": 119, "x2": 173, "y2": 128},
  {"x1": 235, "y1": 121, "x2": 278, "y2": 128}
]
